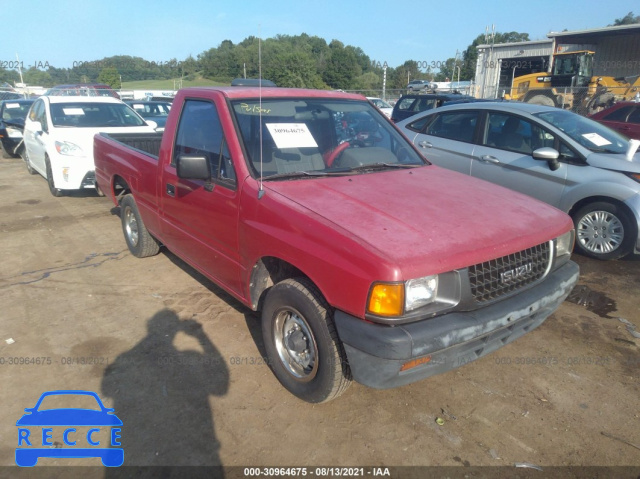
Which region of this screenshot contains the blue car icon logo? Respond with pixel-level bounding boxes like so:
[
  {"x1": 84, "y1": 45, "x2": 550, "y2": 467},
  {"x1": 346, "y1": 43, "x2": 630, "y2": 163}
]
[{"x1": 16, "y1": 390, "x2": 123, "y2": 467}]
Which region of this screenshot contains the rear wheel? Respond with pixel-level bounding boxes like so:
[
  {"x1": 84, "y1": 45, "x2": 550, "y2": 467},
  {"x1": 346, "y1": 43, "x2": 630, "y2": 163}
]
[
  {"x1": 120, "y1": 194, "x2": 160, "y2": 257},
  {"x1": 262, "y1": 278, "x2": 351, "y2": 403},
  {"x1": 45, "y1": 155, "x2": 63, "y2": 197},
  {"x1": 573, "y1": 201, "x2": 635, "y2": 260}
]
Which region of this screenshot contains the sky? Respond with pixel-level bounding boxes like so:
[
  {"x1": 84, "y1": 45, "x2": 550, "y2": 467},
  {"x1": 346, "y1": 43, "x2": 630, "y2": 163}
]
[{"x1": 3, "y1": 0, "x2": 636, "y2": 74}]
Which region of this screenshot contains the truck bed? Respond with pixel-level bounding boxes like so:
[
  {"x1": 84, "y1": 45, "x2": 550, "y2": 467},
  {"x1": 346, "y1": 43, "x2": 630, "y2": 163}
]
[{"x1": 97, "y1": 132, "x2": 163, "y2": 158}]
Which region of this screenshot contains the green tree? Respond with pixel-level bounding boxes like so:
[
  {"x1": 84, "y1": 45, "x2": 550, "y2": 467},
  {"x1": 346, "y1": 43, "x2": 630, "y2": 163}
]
[
  {"x1": 23, "y1": 67, "x2": 53, "y2": 87},
  {"x1": 322, "y1": 40, "x2": 362, "y2": 90},
  {"x1": 97, "y1": 66, "x2": 121, "y2": 89},
  {"x1": 0, "y1": 67, "x2": 20, "y2": 85},
  {"x1": 610, "y1": 11, "x2": 640, "y2": 25},
  {"x1": 389, "y1": 60, "x2": 422, "y2": 89}
]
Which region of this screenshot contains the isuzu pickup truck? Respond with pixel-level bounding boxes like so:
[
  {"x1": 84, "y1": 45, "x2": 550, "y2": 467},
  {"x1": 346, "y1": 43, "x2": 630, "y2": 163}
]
[{"x1": 94, "y1": 87, "x2": 579, "y2": 403}]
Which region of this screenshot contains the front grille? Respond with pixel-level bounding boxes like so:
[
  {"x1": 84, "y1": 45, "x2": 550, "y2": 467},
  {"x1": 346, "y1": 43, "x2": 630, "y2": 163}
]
[{"x1": 469, "y1": 242, "x2": 551, "y2": 303}]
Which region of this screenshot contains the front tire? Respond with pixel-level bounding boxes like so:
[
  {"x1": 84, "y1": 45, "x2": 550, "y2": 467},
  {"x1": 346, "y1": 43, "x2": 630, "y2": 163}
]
[
  {"x1": 24, "y1": 150, "x2": 37, "y2": 175},
  {"x1": 45, "y1": 155, "x2": 63, "y2": 197},
  {"x1": 120, "y1": 194, "x2": 160, "y2": 258},
  {"x1": 1, "y1": 145, "x2": 13, "y2": 159},
  {"x1": 262, "y1": 278, "x2": 351, "y2": 403},
  {"x1": 573, "y1": 201, "x2": 636, "y2": 260}
]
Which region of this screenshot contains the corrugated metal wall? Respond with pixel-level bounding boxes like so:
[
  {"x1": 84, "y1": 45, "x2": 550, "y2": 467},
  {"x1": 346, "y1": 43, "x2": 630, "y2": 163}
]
[
  {"x1": 475, "y1": 41, "x2": 553, "y2": 98},
  {"x1": 590, "y1": 34, "x2": 640, "y2": 77}
]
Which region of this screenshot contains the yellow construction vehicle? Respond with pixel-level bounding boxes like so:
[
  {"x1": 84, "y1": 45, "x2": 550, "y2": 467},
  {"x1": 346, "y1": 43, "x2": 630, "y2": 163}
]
[{"x1": 507, "y1": 50, "x2": 640, "y2": 114}]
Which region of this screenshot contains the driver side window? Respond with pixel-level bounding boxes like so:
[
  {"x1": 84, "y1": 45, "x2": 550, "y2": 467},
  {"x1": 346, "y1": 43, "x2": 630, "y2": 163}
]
[{"x1": 173, "y1": 99, "x2": 236, "y2": 187}]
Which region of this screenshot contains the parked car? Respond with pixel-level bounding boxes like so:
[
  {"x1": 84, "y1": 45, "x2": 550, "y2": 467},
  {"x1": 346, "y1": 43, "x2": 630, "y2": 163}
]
[
  {"x1": 45, "y1": 83, "x2": 120, "y2": 99},
  {"x1": 390, "y1": 92, "x2": 478, "y2": 123},
  {"x1": 125, "y1": 100, "x2": 171, "y2": 131},
  {"x1": 366, "y1": 97, "x2": 393, "y2": 118},
  {"x1": 0, "y1": 99, "x2": 34, "y2": 158},
  {"x1": 22, "y1": 96, "x2": 156, "y2": 196},
  {"x1": 397, "y1": 101, "x2": 640, "y2": 260},
  {"x1": 94, "y1": 86, "x2": 578, "y2": 403},
  {"x1": 589, "y1": 101, "x2": 640, "y2": 140},
  {"x1": 406, "y1": 79, "x2": 435, "y2": 92}
]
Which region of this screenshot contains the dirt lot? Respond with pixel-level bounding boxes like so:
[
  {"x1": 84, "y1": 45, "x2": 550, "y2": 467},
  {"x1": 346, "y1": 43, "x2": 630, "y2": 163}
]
[{"x1": 1, "y1": 155, "x2": 639, "y2": 478}]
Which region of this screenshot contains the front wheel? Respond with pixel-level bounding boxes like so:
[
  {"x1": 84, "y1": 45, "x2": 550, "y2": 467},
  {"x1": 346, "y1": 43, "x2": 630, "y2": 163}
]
[
  {"x1": 24, "y1": 150, "x2": 37, "y2": 175},
  {"x1": 573, "y1": 201, "x2": 636, "y2": 260},
  {"x1": 262, "y1": 278, "x2": 351, "y2": 403},
  {"x1": 45, "y1": 155, "x2": 63, "y2": 197},
  {"x1": 120, "y1": 194, "x2": 160, "y2": 258}
]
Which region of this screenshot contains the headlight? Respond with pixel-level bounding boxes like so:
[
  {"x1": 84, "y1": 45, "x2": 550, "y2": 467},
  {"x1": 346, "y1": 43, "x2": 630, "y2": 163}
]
[
  {"x1": 367, "y1": 275, "x2": 440, "y2": 317},
  {"x1": 405, "y1": 275, "x2": 438, "y2": 312},
  {"x1": 55, "y1": 140, "x2": 83, "y2": 156},
  {"x1": 555, "y1": 229, "x2": 575, "y2": 264},
  {"x1": 6, "y1": 127, "x2": 23, "y2": 138}
]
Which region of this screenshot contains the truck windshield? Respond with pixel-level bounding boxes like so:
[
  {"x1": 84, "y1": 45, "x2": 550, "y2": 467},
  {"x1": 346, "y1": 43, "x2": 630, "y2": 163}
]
[{"x1": 231, "y1": 98, "x2": 426, "y2": 179}]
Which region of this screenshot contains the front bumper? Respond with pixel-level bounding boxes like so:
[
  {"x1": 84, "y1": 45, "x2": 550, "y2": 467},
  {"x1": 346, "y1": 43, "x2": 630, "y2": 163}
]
[
  {"x1": 49, "y1": 152, "x2": 96, "y2": 190},
  {"x1": 334, "y1": 260, "x2": 579, "y2": 389}
]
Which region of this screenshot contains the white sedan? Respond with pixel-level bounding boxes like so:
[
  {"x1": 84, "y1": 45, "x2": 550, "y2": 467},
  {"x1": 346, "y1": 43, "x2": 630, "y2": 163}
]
[
  {"x1": 23, "y1": 96, "x2": 156, "y2": 196},
  {"x1": 366, "y1": 97, "x2": 393, "y2": 119}
]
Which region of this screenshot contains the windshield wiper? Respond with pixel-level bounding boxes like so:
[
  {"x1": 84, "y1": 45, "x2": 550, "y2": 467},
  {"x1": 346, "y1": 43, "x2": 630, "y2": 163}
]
[
  {"x1": 342, "y1": 162, "x2": 422, "y2": 173},
  {"x1": 261, "y1": 170, "x2": 330, "y2": 181}
]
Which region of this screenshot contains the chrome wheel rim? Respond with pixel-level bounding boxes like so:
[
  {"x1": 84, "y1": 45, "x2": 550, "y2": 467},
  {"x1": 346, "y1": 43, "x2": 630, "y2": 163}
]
[
  {"x1": 577, "y1": 210, "x2": 624, "y2": 254},
  {"x1": 124, "y1": 207, "x2": 139, "y2": 247},
  {"x1": 273, "y1": 309, "x2": 318, "y2": 381}
]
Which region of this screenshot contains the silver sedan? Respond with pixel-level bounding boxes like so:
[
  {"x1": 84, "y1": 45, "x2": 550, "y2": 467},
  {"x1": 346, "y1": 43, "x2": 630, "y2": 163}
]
[{"x1": 397, "y1": 102, "x2": 640, "y2": 260}]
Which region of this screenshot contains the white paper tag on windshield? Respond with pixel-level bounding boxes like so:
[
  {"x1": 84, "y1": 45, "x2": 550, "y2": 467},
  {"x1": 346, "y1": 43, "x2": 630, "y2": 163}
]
[
  {"x1": 266, "y1": 123, "x2": 318, "y2": 149},
  {"x1": 62, "y1": 108, "x2": 85, "y2": 116},
  {"x1": 582, "y1": 133, "x2": 611, "y2": 147},
  {"x1": 6, "y1": 103, "x2": 20, "y2": 109}
]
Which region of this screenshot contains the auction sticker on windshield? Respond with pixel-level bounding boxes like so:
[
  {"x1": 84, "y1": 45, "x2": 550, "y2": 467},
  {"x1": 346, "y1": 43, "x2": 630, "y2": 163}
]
[
  {"x1": 266, "y1": 123, "x2": 318, "y2": 148},
  {"x1": 15, "y1": 390, "x2": 123, "y2": 467},
  {"x1": 582, "y1": 132, "x2": 612, "y2": 147}
]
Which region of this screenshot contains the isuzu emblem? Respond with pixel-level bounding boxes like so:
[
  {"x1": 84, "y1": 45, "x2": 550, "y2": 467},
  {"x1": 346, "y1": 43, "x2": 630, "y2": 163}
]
[{"x1": 500, "y1": 263, "x2": 533, "y2": 283}]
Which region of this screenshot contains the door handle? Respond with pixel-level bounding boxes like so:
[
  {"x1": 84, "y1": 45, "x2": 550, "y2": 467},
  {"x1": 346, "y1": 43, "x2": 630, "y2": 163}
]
[
  {"x1": 479, "y1": 155, "x2": 500, "y2": 164},
  {"x1": 418, "y1": 140, "x2": 432, "y2": 148},
  {"x1": 166, "y1": 184, "x2": 175, "y2": 197}
]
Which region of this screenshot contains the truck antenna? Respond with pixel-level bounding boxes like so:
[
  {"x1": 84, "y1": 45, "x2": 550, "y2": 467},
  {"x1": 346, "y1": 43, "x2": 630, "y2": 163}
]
[{"x1": 258, "y1": 27, "x2": 265, "y2": 199}]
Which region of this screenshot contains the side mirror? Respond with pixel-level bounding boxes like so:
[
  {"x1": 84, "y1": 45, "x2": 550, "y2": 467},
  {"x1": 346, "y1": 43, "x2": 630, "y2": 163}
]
[
  {"x1": 146, "y1": 120, "x2": 158, "y2": 130},
  {"x1": 176, "y1": 155, "x2": 211, "y2": 180},
  {"x1": 532, "y1": 147, "x2": 560, "y2": 171},
  {"x1": 31, "y1": 121, "x2": 43, "y2": 134}
]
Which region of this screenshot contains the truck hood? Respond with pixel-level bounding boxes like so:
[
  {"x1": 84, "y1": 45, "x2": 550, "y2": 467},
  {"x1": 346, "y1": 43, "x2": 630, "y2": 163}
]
[{"x1": 264, "y1": 165, "x2": 573, "y2": 278}]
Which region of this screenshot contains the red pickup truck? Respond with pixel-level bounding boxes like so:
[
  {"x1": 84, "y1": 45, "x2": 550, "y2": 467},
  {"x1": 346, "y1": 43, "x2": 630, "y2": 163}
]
[{"x1": 94, "y1": 87, "x2": 579, "y2": 403}]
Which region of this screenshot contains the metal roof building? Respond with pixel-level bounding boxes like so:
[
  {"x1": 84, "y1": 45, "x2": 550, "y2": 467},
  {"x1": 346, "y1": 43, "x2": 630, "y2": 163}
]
[{"x1": 474, "y1": 24, "x2": 640, "y2": 99}]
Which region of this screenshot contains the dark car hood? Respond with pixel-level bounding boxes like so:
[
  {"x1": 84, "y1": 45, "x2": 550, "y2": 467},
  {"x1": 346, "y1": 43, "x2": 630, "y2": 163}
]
[{"x1": 264, "y1": 165, "x2": 573, "y2": 278}]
